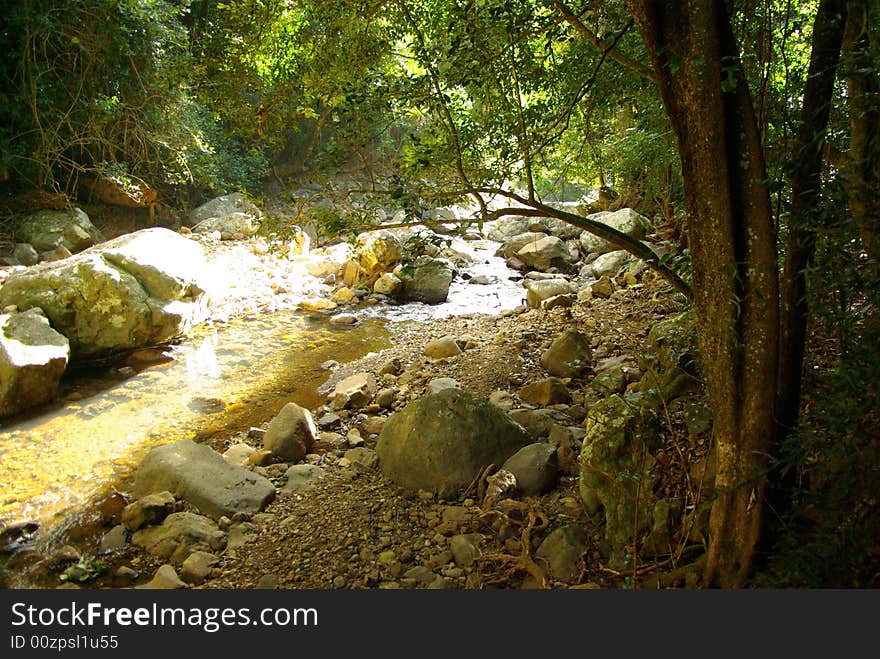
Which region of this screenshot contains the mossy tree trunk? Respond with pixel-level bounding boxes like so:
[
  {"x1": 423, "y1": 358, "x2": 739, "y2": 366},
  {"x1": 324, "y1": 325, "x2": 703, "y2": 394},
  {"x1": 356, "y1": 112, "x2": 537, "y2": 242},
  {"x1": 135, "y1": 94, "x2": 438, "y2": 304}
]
[{"x1": 627, "y1": 0, "x2": 779, "y2": 587}]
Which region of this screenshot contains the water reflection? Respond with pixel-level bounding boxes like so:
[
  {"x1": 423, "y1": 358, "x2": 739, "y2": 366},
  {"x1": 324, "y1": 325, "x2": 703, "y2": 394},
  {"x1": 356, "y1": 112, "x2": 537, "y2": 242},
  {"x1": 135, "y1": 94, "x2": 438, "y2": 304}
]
[{"x1": 0, "y1": 314, "x2": 390, "y2": 539}]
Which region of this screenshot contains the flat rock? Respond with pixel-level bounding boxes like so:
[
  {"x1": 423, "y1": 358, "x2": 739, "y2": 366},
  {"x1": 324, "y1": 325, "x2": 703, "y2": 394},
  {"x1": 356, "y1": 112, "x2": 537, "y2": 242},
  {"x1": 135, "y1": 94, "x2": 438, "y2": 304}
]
[
  {"x1": 282, "y1": 464, "x2": 326, "y2": 495},
  {"x1": 133, "y1": 439, "x2": 275, "y2": 519}
]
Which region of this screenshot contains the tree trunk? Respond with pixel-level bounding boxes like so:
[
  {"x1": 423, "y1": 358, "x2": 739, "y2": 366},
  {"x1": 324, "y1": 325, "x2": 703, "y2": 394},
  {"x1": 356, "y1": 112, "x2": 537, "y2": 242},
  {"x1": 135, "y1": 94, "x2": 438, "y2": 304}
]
[
  {"x1": 776, "y1": 0, "x2": 848, "y2": 462},
  {"x1": 843, "y1": 0, "x2": 880, "y2": 264},
  {"x1": 627, "y1": 0, "x2": 779, "y2": 587}
]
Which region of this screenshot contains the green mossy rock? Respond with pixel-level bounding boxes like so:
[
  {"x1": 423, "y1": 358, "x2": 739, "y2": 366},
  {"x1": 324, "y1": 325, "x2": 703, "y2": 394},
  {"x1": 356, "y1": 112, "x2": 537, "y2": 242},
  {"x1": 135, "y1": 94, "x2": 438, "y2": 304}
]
[{"x1": 377, "y1": 388, "x2": 532, "y2": 497}]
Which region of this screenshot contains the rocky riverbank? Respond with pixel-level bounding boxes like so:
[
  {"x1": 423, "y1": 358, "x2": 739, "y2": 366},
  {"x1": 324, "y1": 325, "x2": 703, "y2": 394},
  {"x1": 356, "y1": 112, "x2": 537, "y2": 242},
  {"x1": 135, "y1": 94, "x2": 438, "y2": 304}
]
[
  {"x1": 1, "y1": 196, "x2": 711, "y2": 590},
  {"x1": 20, "y1": 270, "x2": 707, "y2": 591}
]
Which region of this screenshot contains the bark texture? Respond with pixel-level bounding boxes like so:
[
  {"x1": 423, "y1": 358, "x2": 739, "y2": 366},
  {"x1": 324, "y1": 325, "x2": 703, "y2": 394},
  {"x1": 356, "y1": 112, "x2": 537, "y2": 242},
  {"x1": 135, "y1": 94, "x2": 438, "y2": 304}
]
[{"x1": 627, "y1": 0, "x2": 779, "y2": 587}]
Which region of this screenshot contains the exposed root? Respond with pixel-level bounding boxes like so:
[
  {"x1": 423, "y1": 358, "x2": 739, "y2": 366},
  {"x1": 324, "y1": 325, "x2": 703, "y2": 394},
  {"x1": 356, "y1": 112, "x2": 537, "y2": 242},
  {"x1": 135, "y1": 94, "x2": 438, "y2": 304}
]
[{"x1": 478, "y1": 499, "x2": 550, "y2": 588}]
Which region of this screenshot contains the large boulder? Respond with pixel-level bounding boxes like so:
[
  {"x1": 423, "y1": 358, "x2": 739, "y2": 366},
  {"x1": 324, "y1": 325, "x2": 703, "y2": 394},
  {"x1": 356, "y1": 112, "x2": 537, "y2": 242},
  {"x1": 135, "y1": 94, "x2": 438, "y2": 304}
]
[
  {"x1": 13, "y1": 207, "x2": 105, "y2": 254},
  {"x1": 637, "y1": 309, "x2": 701, "y2": 401},
  {"x1": 398, "y1": 256, "x2": 454, "y2": 304},
  {"x1": 578, "y1": 208, "x2": 653, "y2": 255},
  {"x1": 541, "y1": 329, "x2": 592, "y2": 378},
  {"x1": 501, "y1": 232, "x2": 548, "y2": 259},
  {"x1": 377, "y1": 388, "x2": 532, "y2": 497},
  {"x1": 186, "y1": 192, "x2": 262, "y2": 228},
  {"x1": 0, "y1": 228, "x2": 209, "y2": 357},
  {"x1": 579, "y1": 395, "x2": 659, "y2": 568},
  {"x1": 356, "y1": 231, "x2": 402, "y2": 282},
  {"x1": 591, "y1": 250, "x2": 631, "y2": 279},
  {"x1": 133, "y1": 439, "x2": 276, "y2": 519},
  {"x1": 487, "y1": 216, "x2": 531, "y2": 242},
  {"x1": 516, "y1": 235, "x2": 571, "y2": 271},
  {"x1": 263, "y1": 402, "x2": 317, "y2": 462},
  {"x1": 525, "y1": 279, "x2": 576, "y2": 309},
  {"x1": 0, "y1": 308, "x2": 69, "y2": 417}
]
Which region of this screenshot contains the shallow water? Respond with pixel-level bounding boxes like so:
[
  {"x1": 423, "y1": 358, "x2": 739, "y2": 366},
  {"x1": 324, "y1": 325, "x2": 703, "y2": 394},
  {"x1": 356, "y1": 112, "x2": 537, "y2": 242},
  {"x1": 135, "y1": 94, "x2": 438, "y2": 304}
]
[
  {"x1": 0, "y1": 314, "x2": 391, "y2": 547},
  {"x1": 0, "y1": 232, "x2": 524, "y2": 585}
]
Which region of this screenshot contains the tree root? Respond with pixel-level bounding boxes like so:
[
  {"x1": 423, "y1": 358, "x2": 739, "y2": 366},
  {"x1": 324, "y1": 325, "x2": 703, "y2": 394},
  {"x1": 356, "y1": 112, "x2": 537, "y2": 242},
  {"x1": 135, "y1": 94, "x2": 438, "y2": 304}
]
[{"x1": 478, "y1": 499, "x2": 550, "y2": 588}]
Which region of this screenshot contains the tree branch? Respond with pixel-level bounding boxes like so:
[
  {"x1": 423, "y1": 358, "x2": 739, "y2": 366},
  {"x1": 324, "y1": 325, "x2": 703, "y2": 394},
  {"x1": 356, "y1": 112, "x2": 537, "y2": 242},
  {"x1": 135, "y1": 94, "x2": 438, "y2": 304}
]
[{"x1": 553, "y1": 1, "x2": 657, "y2": 83}]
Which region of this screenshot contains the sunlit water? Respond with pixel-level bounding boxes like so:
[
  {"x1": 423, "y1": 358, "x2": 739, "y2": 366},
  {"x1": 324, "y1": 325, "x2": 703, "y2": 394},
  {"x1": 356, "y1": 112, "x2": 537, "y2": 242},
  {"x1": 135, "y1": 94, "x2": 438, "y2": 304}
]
[
  {"x1": 359, "y1": 237, "x2": 526, "y2": 322},
  {"x1": 0, "y1": 232, "x2": 525, "y2": 584}
]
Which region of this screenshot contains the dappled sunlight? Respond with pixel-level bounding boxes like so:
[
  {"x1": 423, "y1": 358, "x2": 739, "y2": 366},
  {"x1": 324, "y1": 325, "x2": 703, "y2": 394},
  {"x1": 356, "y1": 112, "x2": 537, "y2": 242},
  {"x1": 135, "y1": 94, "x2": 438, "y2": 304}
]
[{"x1": 0, "y1": 314, "x2": 390, "y2": 542}]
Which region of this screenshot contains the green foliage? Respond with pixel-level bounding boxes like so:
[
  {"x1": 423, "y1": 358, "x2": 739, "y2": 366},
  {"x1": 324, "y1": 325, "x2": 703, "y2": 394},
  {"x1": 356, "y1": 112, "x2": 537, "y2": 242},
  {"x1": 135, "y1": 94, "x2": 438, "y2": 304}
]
[{"x1": 760, "y1": 192, "x2": 880, "y2": 587}]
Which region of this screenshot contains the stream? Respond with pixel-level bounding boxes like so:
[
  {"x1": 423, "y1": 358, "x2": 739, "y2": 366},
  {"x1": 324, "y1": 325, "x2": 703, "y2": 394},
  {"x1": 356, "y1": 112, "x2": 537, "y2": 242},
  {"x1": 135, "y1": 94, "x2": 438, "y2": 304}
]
[{"x1": 0, "y1": 233, "x2": 524, "y2": 587}]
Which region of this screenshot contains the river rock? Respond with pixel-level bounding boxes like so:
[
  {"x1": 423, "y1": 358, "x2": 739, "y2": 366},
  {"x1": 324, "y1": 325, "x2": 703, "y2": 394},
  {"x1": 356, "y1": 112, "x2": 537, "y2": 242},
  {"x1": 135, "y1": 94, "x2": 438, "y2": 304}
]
[
  {"x1": 579, "y1": 395, "x2": 659, "y2": 566},
  {"x1": 399, "y1": 256, "x2": 454, "y2": 304},
  {"x1": 282, "y1": 464, "x2": 325, "y2": 495},
  {"x1": 541, "y1": 329, "x2": 592, "y2": 378},
  {"x1": 373, "y1": 272, "x2": 402, "y2": 296},
  {"x1": 356, "y1": 231, "x2": 402, "y2": 281},
  {"x1": 487, "y1": 216, "x2": 531, "y2": 242},
  {"x1": 517, "y1": 235, "x2": 571, "y2": 271},
  {"x1": 0, "y1": 308, "x2": 69, "y2": 417},
  {"x1": 423, "y1": 336, "x2": 462, "y2": 359},
  {"x1": 525, "y1": 279, "x2": 576, "y2": 309},
  {"x1": 142, "y1": 564, "x2": 188, "y2": 589},
  {"x1": 591, "y1": 276, "x2": 615, "y2": 298},
  {"x1": 501, "y1": 231, "x2": 548, "y2": 259},
  {"x1": 187, "y1": 192, "x2": 262, "y2": 228},
  {"x1": 535, "y1": 524, "x2": 587, "y2": 584},
  {"x1": 192, "y1": 213, "x2": 258, "y2": 237},
  {"x1": 13, "y1": 207, "x2": 105, "y2": 253},
  {"x1": 377, "y1": 388, "x2": 532, "y2": 497},
  {"x1": 121, "y1": 490, "x2": 176, "y2": 531},
  {"x1": 517, "y1": 377, "x2": 571, "y2": 406},
  {"x1": 263, "y1": 402, "x2": 317, "y2": 462},
  {"x1": 591, "y1": 250, "x2": 630, "y2": 278},
  {"x1": 578, "y1": 208, "x2": 653, "y2": 255},
  {"x1": 501, "y1": 442, "x2": 559, "y2": 496},
  {"x1": 427, "y1": 377, "x2": 461, "y2": 394},
  {"x1": 450, "y1": 534, "x2": 482, "y2": 567},
  {"x1": 133, "y1": 439, "x2": 276, "y2": 519},
  {"x1": 131, "y1": 512, "x2": 226, "y2": 562},
  {"x1": 331, "y1": 372, "x2": 377, "y2": 409},
  {"x1": 0, "y1": 228, "x2": 209, "y2": 357},
  {"x1": 180, "y1": 550, "x2": 219, "y2": 585},
  {"x1": 13, "y1": 243, "x2": 39, "y2": 266}
]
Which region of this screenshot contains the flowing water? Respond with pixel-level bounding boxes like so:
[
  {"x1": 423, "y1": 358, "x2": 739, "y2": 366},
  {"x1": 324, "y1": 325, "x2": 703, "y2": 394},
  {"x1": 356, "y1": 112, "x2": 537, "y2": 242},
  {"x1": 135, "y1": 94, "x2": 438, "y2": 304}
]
[{"x1": 0, "y1": 231, "x2": 524, "y2": 586}]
